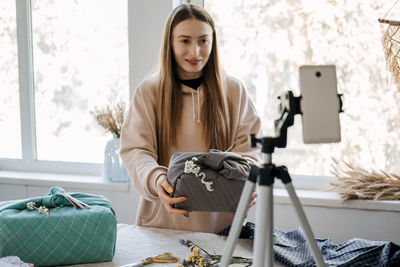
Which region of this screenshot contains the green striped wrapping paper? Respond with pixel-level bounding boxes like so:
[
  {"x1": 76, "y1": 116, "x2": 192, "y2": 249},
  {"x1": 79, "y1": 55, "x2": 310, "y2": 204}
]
[{"x1": 0, "y1": 187, "x2": 117, "y2": 266}]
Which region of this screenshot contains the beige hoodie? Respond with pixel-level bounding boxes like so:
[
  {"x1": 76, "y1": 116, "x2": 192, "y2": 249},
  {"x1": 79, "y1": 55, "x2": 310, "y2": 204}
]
[{"x1": 120, "y1": 74, "x2": 261, "y2": 233}]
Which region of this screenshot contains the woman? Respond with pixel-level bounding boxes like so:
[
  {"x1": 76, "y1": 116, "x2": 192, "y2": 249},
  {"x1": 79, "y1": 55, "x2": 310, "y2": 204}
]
[{"x1": 120, "y1": 3, "x2": 261, "y2": 233}]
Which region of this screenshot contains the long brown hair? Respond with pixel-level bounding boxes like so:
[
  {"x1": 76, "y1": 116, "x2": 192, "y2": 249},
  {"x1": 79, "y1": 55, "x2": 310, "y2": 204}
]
[{"x1": 156, "y1": 3, "x2": 230, "y2": 166}]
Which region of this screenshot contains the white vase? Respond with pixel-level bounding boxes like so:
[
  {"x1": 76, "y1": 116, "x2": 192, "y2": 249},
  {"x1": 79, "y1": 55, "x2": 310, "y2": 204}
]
[{"x1": 104, "y1": 137, "x2": 130, "y2": 183}]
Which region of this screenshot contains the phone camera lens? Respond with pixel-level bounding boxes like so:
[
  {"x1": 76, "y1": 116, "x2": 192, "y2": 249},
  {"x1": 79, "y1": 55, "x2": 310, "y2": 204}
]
[{"x1": 315, "y1": 71, "x2": 321, "y2": 78}]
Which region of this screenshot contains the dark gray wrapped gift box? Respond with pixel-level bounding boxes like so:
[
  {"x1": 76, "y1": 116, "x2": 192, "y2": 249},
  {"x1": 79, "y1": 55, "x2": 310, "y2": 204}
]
[{"x1": 167, "y1": 150, "x2": 250, "y2": 212}]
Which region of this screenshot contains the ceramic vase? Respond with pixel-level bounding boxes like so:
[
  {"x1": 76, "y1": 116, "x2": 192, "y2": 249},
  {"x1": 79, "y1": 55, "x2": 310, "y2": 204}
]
[{"x1": 104, "y1": 137, "x2": 130, "y2": 183}]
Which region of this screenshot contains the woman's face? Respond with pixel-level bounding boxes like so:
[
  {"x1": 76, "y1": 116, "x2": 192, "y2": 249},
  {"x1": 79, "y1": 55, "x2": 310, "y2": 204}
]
[{"x1": 172, "y1": 18, "x2": 213, "y2": 80}]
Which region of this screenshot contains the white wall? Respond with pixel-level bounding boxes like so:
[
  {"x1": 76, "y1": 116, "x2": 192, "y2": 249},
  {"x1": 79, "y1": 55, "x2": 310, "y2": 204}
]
[{"x1": 128, "y1": 0, "x2": 174, "y2": 99}]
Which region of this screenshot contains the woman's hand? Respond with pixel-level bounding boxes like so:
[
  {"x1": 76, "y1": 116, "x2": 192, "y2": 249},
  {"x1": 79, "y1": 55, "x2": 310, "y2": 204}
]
[
  {"x1": 247, "y1": 189, "x2": 257, "y2": 215},
  {"x1": 249, "y1": 191, "x2": 257, "y2": 209},
  {"x1": 156, "y1": 175, "x2": 189, "y2": 217}
]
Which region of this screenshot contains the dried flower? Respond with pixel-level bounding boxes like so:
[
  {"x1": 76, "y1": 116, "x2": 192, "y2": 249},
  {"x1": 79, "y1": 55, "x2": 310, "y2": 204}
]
[
  {"x1": 91, "y1": 99, "x2": 126, "y2": 138},
  {"x1": 26, "y1": 202, "x2": 50, "y2": 215},
  {"x1": 26, "y1": 202, "x2": 37, "y2": 210},
  {"x1": 330, "y1": 158, "x2": 400, "y2": 202},
  {"x1": 382, "y1": 22, "x2": 400, "y2": 91},
  {"x1": 179, "y1": 239, "x2": 193, "y2": 248},
  {"x1": 178, "y1": 239, "x2": 252, "y2": 267},
  {"x1": 38, "y1": 206, "x2": 50, "y2": 215}
]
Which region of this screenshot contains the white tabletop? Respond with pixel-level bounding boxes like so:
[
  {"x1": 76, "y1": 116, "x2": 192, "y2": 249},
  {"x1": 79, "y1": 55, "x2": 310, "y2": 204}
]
[{"x1": 69, "y1": 223, "x2": 278, "y2": 267}]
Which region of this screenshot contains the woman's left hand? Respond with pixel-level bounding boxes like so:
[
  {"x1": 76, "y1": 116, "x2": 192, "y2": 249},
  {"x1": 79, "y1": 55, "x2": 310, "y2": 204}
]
[{"x1": 156, "y1": 175, "x2": 189, "y2": 217}]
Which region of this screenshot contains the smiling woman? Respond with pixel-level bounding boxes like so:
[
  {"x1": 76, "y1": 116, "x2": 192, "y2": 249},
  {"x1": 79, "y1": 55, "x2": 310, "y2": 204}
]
[
  {"x1": 172, "y1": 19, "x2": 213, "y2": 79},
  {"x1": 120, "y1": 3, "x2": 262, "y2": 233}
]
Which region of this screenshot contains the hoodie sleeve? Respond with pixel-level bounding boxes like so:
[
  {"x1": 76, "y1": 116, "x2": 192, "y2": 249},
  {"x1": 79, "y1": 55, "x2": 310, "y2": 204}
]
[
  {"x1": 120, "y1": 83, "x2": 167, "y2": 201},
  {"x1": 227, "y1": 78, "x2": 262, "y2": 164}
]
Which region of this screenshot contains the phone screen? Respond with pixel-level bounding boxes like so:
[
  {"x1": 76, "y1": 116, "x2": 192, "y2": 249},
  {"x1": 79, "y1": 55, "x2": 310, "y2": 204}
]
[{"x1": 299, "y1": 65, "x2": 341, "y2": 144}]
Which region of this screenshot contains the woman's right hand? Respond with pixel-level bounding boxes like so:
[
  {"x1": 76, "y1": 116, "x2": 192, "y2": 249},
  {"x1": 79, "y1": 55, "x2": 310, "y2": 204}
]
[{"x1": 156, "y1": 175, "x2": 189, "y2": 217}]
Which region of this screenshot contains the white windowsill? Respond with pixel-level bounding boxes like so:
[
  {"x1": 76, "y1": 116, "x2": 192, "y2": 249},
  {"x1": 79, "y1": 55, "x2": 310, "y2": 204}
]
[
  {"x1": 273, "y1": 188, "x2": 400, "y2": 212},
  {"x1": 0, "y1": 170, "x2": 130, "y2": 192},
  {"x1": 1, "y1": 171, "x2": 399, "y2": 212}
]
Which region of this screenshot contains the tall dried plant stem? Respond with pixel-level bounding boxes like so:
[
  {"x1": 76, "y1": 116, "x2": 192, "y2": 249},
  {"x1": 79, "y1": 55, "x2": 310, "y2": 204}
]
[{"x1": 379, "y1": 17, "x2": 400, "y2": 90}]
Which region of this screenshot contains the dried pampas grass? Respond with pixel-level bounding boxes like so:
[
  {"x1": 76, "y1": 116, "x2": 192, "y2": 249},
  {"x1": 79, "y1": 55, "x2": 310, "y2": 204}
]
[
  {"x1": 330, "y1": 158, "x2": 400, "y2": 202},
  {"x1": 379, "y1": 0, "x2": 400, "y2": 89},
  {"x1": 382, "y1": 21, "x2": 400, "y2": 90},
  {"x1": 91, "y1": 100, "x2": 126, "y2": 138}
]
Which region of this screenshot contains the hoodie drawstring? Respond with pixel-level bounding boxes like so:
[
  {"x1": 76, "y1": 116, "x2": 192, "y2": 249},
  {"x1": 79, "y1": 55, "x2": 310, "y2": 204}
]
[
  {"x1": 190, "y1": 90, "x2": 201, "y2": 124},
  {"x1": 197, "y1": 90, "x2": 201, "y2": 124},
  {"x1": 191, "y1": 91, "x2": 196, "y2": 121}
]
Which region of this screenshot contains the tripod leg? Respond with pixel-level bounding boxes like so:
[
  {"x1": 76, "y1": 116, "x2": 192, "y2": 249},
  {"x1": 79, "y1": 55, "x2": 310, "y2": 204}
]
[
  {"x1": 253, "y1": 163, "x2": 275, "y2": 267},
  {"x1": 254, "y1": 184, "x2": 274, "y2": 267},
  {"x1": 220, "y1": 165, "x2": 258, "y2": 267},
  {"x1": 285, "y1": 182, "x2": 326, "y2": 267}
]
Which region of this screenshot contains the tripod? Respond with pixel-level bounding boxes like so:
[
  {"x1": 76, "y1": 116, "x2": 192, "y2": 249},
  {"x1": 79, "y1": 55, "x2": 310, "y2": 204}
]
[{"x1": 220, "y1": 91, "x2": 326, "y2": 267}]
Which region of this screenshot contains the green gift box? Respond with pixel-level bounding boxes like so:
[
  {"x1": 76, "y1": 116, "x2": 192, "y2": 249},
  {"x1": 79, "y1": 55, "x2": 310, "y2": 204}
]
[{"x1": 0, "y1": 187, "x2": 117, "y2": 266}]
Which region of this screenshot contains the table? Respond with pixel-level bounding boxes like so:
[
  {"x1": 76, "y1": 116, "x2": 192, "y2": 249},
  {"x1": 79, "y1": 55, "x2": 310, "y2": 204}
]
[{"x1": 70, "y1": 224, "x2": 282, "y2": 267}]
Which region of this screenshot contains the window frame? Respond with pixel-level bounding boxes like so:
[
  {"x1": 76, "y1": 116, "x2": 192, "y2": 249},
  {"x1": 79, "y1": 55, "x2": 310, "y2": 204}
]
[
  {"x1": 0, "y1": 0, "x2": 104, "y2": 175},
  {"x1": 0, "y1": 0, "x2": 174, "y2": 176}
]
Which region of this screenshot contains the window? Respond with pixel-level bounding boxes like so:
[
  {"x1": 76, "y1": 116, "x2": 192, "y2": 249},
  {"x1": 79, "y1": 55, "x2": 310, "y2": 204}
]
[
  {"x1": 205, "y1": 0, "x2": 398, "y2": 176},
  {"x1": 0, "y1": 0, "x2": 128, "y2": 175},
  {"x1": 0, "y1": 1, "x2": 21, "y2": 159},
  {"x1": 32, "y1": 0, "x2": 128, "y2": 163}
]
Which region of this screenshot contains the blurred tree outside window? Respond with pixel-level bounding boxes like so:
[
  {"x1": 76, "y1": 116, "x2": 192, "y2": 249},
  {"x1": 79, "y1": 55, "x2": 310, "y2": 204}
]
[
  {"x1": 0, "y1": 0, "x2": 128, "y2": 167},
  {"x1": 31, "y1": 0, "x2": 129, "y2": 163},
  {"x1": 205, "y1": 0, "x2": 400, "y2": 176},
  {"x1": 0, "y1": 1, "x2": 22, "y2": 159}
]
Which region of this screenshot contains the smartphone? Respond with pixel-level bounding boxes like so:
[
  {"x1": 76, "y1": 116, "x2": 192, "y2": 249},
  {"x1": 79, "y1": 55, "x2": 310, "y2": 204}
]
[{"x1": 299, "y1": 65, "x2": 341, "y2": 144}]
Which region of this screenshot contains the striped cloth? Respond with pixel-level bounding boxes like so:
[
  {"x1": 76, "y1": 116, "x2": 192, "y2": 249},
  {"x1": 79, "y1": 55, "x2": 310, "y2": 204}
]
[
  {"x1": 217, "y1": 222, "x2": 400, "y2": 266},
  {"x1": 0, "y1": 187, "x2": 117, "y2": 266}
]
